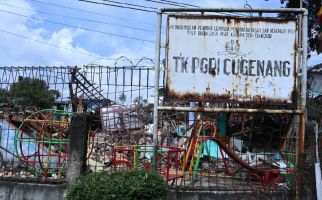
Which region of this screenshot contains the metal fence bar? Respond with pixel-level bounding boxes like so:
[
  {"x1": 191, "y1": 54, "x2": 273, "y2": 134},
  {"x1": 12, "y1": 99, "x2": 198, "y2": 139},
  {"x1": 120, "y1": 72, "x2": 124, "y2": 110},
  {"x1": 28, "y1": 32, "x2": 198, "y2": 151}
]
[
  {"x1": 159, "y1": 7, "x2": 307, "y2": 14},
  {"x1": 158, "y1": 106, "x2": 304, "y2": 114},
  {"x1": 301, "y1": 10, "x2": 308, "y2": 112},
  {"x1": 152, "y1": 11, "x2": 162, "y2": 171}
]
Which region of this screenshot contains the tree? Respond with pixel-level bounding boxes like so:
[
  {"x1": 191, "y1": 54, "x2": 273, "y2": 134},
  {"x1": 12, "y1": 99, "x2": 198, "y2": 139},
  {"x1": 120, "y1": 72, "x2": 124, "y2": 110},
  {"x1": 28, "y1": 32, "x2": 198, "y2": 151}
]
[
  {"x1": 118, "y1": 93, "x2": 127, "y2": 104},
  {"x1": 0, "y1": 88, "x2": 8, "y2": 103},
  {"x1": 133, "y1": 96, "x2": 147, "y2": 106},
  {"x1": 9, "y1": 77, "x2": 60, "y2": 108},
  {"x1": 280, "y1": 0, "x2": 321, "y2": 57}
]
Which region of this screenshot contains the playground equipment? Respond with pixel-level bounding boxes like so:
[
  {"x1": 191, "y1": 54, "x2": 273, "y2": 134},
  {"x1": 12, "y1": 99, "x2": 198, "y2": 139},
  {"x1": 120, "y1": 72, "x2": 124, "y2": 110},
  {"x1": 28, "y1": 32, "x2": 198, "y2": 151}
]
[
  {"x1": 181, "y1": 120, "x2": 292, "y2": 185},
  {"x1": 14, "y1": 109, "x2": 95, "y2": 177},
  {"x1": 181, "y1": 121, "x2": 218, "y2": 181},
  {"x1": 113, "y1": 144, "x2": 184, "y2": 182},
  {"x1": 14, "y1": 109, "x2": 72, "y2": 177},
  {"x1": 112, "y1": 119, "x2": 294, "y2": 186}
]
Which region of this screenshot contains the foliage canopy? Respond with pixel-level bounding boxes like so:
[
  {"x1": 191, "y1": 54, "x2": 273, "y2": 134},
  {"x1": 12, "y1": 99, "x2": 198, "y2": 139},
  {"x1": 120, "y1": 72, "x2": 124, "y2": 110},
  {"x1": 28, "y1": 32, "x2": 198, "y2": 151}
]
[
  {"x1": 8, "y1": 76, "x2": 60, "y2": 108},
  {"x1": 280, "y1": 0, "x2": 321, "y2": 58},
  {"x1": 65, "y1": 169, "x2": 168, "y2": 200}
]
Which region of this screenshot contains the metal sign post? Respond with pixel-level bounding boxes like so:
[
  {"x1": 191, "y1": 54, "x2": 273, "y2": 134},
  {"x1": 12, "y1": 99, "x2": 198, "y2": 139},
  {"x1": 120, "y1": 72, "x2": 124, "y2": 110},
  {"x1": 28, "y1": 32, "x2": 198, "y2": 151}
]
[{"x1": 152, "y1": 11, "x2": 162, "y2": 170}]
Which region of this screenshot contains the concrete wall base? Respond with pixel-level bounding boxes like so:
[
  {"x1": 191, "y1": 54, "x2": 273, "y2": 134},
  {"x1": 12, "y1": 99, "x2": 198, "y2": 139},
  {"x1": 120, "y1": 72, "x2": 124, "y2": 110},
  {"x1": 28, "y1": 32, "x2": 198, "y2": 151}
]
[
  {"x1": 0, "y1": 181, "x2": 66, "y2": 200},
  {"x1": 0, "y1": 181, "x2": 290, "y2": 200},
  {"x1": 167, "y1": 189, "x2": 288, "y2": 200}
]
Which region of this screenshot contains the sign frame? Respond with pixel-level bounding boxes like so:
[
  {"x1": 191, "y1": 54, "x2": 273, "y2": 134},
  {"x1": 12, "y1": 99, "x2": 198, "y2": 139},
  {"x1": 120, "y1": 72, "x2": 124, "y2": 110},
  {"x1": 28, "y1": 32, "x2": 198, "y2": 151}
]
[{"x1": 165, "y1": 14, "x2": 299, "y2": 104}]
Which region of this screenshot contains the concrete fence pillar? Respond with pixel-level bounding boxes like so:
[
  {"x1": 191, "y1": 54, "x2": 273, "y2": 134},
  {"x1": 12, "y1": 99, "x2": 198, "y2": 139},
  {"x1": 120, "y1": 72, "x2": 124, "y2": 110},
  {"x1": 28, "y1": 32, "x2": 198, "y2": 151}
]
[{"x1": 66, "y1": 114, "x2": 88, "y2": 185}]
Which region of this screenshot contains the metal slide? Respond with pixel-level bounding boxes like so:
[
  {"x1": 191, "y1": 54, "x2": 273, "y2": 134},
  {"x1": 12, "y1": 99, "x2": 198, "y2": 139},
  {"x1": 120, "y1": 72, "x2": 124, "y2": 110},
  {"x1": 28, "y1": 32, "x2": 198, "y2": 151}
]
[{"x1": 210, "y1": 137, "x2": 265, "y2": 173}]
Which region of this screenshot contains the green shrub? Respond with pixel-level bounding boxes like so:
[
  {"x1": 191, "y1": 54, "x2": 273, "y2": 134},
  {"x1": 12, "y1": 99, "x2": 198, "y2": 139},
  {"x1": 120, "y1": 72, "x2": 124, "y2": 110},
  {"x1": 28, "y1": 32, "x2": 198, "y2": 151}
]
[{"x1": 65, "y1": 169, "x2": 168, "y2": 200}]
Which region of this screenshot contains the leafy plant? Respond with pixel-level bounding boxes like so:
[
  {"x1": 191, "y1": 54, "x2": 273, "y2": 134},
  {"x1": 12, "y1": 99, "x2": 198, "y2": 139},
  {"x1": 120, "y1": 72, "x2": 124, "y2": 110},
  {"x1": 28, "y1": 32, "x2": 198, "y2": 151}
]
[
  {"x1": 118, "y1": 93, "x2": 127, "y2": 104},
  {"x1": 280, "y1": 0, "x2": 321, "y2": 58},
  {"x1": 65, "y1": 169, "x2": 168, "y2": 200},
  {"x1": 8, "y1": 76, "x2": 60, "y2": 108},
  {"x1": 0, "y1": 88, "x2": 8, "y2": 103},
  {"x1": 133, "y1": 96, "x2": 147, "y2": 106}
]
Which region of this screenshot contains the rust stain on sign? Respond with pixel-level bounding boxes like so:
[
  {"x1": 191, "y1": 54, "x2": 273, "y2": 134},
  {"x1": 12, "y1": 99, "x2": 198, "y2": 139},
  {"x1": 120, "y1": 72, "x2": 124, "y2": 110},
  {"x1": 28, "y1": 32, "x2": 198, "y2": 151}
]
[{"x1": 165, "y1": 15, "x2": 298, "y2": 104}]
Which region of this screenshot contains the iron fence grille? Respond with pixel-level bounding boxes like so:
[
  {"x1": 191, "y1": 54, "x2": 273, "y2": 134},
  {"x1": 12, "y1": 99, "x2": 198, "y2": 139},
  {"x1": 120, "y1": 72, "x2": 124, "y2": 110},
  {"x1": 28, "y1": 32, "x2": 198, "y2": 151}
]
[
  {"x1": 0, "y1": 62, "x2": 155, "y2": 182},
  {"x1": 0, "y1": 64, "x2": 315, "y2": 199}
]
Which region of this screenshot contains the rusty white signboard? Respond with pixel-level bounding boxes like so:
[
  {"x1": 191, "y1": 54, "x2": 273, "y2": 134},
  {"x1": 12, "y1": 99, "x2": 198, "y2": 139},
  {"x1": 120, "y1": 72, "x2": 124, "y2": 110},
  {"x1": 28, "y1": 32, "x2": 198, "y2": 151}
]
[{"x1": 166, "y1": 15, "x2": 297, "y2": 103}]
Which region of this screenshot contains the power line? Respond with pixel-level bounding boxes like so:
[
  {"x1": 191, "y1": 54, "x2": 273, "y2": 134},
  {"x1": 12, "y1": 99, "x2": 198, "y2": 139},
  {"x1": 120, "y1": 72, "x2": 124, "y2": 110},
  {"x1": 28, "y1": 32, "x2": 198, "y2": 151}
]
[
  {"x1": 145, "y1": 0, "x2": 197, "y2": 8},
  {"x1": 100, "y1": 0, "x2": 158, "y2": 10},
  {"x1": 147, "y1": 0, "x2": 248, "y2": 17},
  {"x1": 0, "y1": 28, "x2": 155, "y2": 62},
  {"x1": 0, "y1": 28, "x2": 102, "y2": 59},
  {"x1": 78, "y1": 0, "x2": 156, "y2": 13},
  {"x1": 160, "y1": 0, "x2": 199, "y2": 7},
  {"x1": 28, "y1": 0, "x2": 154, "y2": 25},
  {"x1": 0, "y1": 2, "x2": 155, "y2": 33},
  {"x1": 145, "y1": 0, "x2": 186, "y2": 7},
  {"x1": 0, "y1": 9, "x2": 155, "y2": 43},
  {"x1": 145, "y1": 0, "x2": 246, "y2": 17}
]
